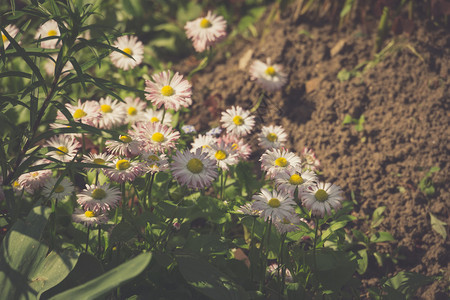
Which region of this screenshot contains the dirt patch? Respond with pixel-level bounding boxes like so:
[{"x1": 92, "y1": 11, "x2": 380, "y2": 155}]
[{"x1": 178, "y1": 6, "x2": 449, "y2": 299}]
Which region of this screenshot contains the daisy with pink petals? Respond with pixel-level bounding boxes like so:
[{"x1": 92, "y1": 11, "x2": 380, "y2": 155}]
[
  {"x1": 45, "y1": 135, "x2": 81, "y2": 162},
  {"x1": 184, "y1": 11, "x2": 227, "y2": 52},
  {"x1": 72, "y1": 208, "x2": 108, "y2": 227},
  {"x1": 301, "y1": 147, "x2": 321, "y2": 171},
  {"x1": 77, "y1": 183, "x2": 121, "y2": 212},
  {"x1": 82, "y1": 152, "x2": 114, "y2": 172},
  {"x1": 219, "y1": 134, "x2": 252, "y2": 160},
  {"x1": 260, "y1": 148, "x2": 301, "y2": 178},
  {"x1": 301, "y1": 182, "x2": 344, "y2": 218},
  {"x1": 105, "y1": 134, "x2": 142, "y2": 158},
  {"x1": 145, "y1": 70, "x2": 192, "y2": 111},
  {"x1": 103, "y1": 158, "x2": 144, "y2": 183},
  {"x1": 93, "y1": 97, "x2": 127, "y2": 129},
  {"x1": 141, "y1": 151, "x2": 169, "y2": 174},
  {"x1": 1, "y1": 24, "x2": 20, "y2": 49},
  {"x1": 110, "y1": 35, "x2": 144, "y2": 71},
  {"x1": 249, "y1": 58, "x2": 287, "y2": 92},
  {"x1": 18, "y1": 165, "x2": 52, "y2": 194},
  {"x1": 208, "y1": 140, "x2": 239, "y2": 171},
  {"x1": 133, "y1": 122, "x2": 180, "y2": 153}
]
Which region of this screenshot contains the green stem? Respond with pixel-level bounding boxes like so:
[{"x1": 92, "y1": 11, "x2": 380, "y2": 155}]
[
  {"x1": 85, "y1": 225, "x2": 90, "y2": 252},
  {"x1": 249, "y1": 216, "x2": 257, "y2": 282},
  {"x1": 261, "y1": 218, "x2": 273, "y2": 291},
  {"x1": 97, "y1": 226, "x2": 102, "y2": 259},
  {"x1": 147, "y1": 173, "x2": 155, "y2": 209},
  {"x1": 220, "y1": 169, "x2": 225, "y2": 200},
  {"x1": 51, "y1": 199, "x2": 58, "y2": 248},
  {"x1": 250, "y1": 92, "x2": 265, "y2": 113},
  {"x1": 312, "y1": 217, "x2": 320, "y2": 271}
]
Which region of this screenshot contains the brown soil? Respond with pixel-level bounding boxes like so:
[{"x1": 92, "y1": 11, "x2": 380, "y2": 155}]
[{"x1": 178, "y1": 5, "x2": 449, "y2": 299}]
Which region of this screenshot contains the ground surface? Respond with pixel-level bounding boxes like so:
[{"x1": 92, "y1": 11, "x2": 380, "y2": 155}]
[{"x1": 178, "y1": 5, "x2": 449, "y2": 299}]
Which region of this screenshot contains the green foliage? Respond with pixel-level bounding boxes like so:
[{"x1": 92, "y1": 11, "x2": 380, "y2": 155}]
[
  {"x1": 429, "y1": 213, "x2": 447, "y2": 240},
  {"x1": 418, "y1": 166, "x2": 440, "y2": 196},
  {"x1": 343, "y1": 114, "x2": 365, "y2": 132}
]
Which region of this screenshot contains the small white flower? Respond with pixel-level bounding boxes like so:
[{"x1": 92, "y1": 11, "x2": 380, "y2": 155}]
[
  {"x1": 110, "y1": 35, "x2": 144, "y2": 71},
  {"x1": 301, "y1": 182, "x2": 344, "y2": 218},
  {"x1": 206, "y1": 127, "x2": 222, "y2": 136},
  {"x1": 105, "y1": 134, "x2": 142, "y2": 158},
  {"x1": 141, "y1": 108, "x2": 172, "y2": 126},
  {"x1": 123, "y1": 97, "x2": 147, "y2": 124},
  {"x1": 301, "y1": 147, "x2": 321, "y2": 171},
  {"x1": 249, "y1": 58, "x2": 287, "y2": 92},
  {"x1": 184, "y1": 11, "x2": 227, "y2": 52},
  {"x1": 207, "y1": 140, "x2": 239, "y2": 171},
  {"x1": 35, "y1": 20, "x2": 61, "y2": 49},
  {"x1": 1, "y1": 24, "x2": 20, "y2": 49},
  {"x1": 45, "y1": 135, "x2": 81, "y2": 162},
  {"x1": 132, "y1": 122, "x2": 180, "y2": 153},
  {"x1": 181, "y1": 125, "x2": 196, "y2": 134},
  {"x1": 273, "y1": 213, "x2": 303, "y2": 234},
  {"x1": 140, "y1": 151, "x2": 169, "y2": 174},
  {"x1": 258, "y1": 125, "x2": 288, "y2": 150},
  {"x1": 220, "y1": 106, "x2": 255, "y2": 137},
  {"x1": 56, "y1": 100, "x2": 100, "y2": 126},
  {"x1": 77, "y1": 183, "x2": 122, "y2": 212},
  {"x1": 93, "y1": 97, "x2": 127, "y2": 129},
  {"x1": 191, "y1": 134, "x2": 217, "y2": 152},
  {"x1": 260, "y1": 148, "x2": 301, "y2": 178},
  {"x1": 103, "y1": 159, "x2": 144, "y2": 183},
  {"x1": 252, "y1": 188, "x2": 296, "y2": 221},
  {"x1": 275, "y1": 169, "x2": 318, "y2": 196},
  {"x1": 82, "y1": 152, "x2": 114, "y2": 172},
  {"x1": 42, "y1": 177, "x2": 75, "y2": 201},
  {"x1": 72, "y1": 208, "x2": 108, "y2": 227}
]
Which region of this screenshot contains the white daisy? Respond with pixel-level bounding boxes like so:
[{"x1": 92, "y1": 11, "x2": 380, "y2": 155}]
[
  {"x1": 267, "y1": 264, "x2": 294, "y2": 283},
  {"x1": 184, "y1": 11, "x2": 227, "y2": 52},
  {"x1": 103, "y1": 158, "x2": 144, "y2": 183},
  {"x1": 140, "y1": 151, "x2": 169, "y2": 174},
  {"x1": 219, "y1": 134, "x2": 252, "y2": 160},
  {"x1": 208, "y1": 140, "x2": 239, "y2": 171},
  {"x1": 110, "y1": 35, "x2": 144, "y2": 71},
  {"x1": 56, "y1": 100, "x2": 100, "y2": 126},
  {"x1": 191, "y1": 134, "x2": 217, "y2": 152},
  {"x1": 72, "y1": 208, "x2": 108, "y2": 227},
  {"x1": 35, "y1": 20, "x2": 61, "y2": 49},
  {"x1": 123, "y1": 97, "x2": 147, "y2": 124},
  {"x1": 1, "y1": 24, "x2": 19, "y2": 49},
  {"x1": 132, "y1": 122, "x2": 180, "y2": 153},
  {"x1": 45, "y1": 135, "x2": 81, "y2": 162},
  {"x1": 145, "y1": 70, "x2": 192, "y2": 111},
  {"x1": 301, "y1": 147, "x2": 321, "y2": 171},
  {"x1": 251, "y1": 188, "x2": 296, "y2": 221},
  {"x1": 93, "y1": 96, "x2": 127, "y2": 129},
  {"x1": 273, "y1": 213, "x2": 303, "y2": 234},
  {"x1": 181, "y1": 125, "x2": 196, "y2": 134},
  {"x1": 258, "y1": 125, "x2": 288, "y2": 149},
  {"x1": 18, "y1": 169, "x2": 52, "y2": 194},
  {"x1": 42, "y1": 177, "x2": 75, "y2": 201},
  {"x1": 275, "y1": 169, "x2": 318, "y2": 196},
  {"x1": 171, "y1": 149, "x2": 218, "y2": 189},
  {"x1": 141, "y1": 108, "x2": 172, "y2": 126},
  {"x1": 260, "y1": 148, "x2": 301, "y2": 178},
  {"x1": 220, "y1": 106, "x2": 255, "y2": 137},
  {"x1": 77, "y1": 183, "x2": 121, "y2": 212},
  {"x1": 105, "y1": 134, "x2": 142, "y2": 158},
  {"x1": 82, "y1": 152, "x2": 114, "y2": 172},
  {"x1": 249, "y1": 58, "x2": 288, "y2": 92},
  {"x1": 301, "y1": 182, "x2": 345, "y2": 218},
  {"x1": 236, "y1": 203, "x2": 261, "y2": 216},
  {"x1": 206, "y1": 127, "x2": 222, "y2": 136}
]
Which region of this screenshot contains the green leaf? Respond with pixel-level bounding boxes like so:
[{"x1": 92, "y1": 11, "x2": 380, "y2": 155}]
[
  {"x1": 342, "y1": 114, "x2": 353, "y2": 125},
  {"x1": 356, "y1": 249, "x2": 368, "y2": 275},
  {"x1": 429, "y1": 213, "x2": 447, "y2": 240},
  {"x1": 370, "y1": 231, "x2": 395, "y2": 243},
  {"x1": 383, "y1": 271, "x2": 434, "y2": 298},
  {"x1": 176, "y1": 254, "x2": 247, "y2": 300},
  {"x1": 51, "y1": 252, "x2": 152, "y2": 300},
  {"x1": 371, "y1": 206, "x2": 386, "y2": 228},
  {"x1": 337, "y1": 69, "x2": 352, "y2": 82}
]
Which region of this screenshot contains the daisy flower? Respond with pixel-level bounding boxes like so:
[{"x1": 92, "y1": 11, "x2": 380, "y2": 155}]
[
  {"x1": 301, "y1": 182, "x2": 345, "y2": 218},
  {"x1": 181, "y1": 125, "x2": 196, "y2": 134},
  {"x1": 251, "y1": 188, "x2": 296, "y2": 221},
  {"x1": 236, "y1": 203, "x2": 261, "y2": 216},
  {"x1": 123, "y1": 97, "x2": 147, "y2": 124},
  {"x1": 207, "y1": 140, "x2": 239, "y2": 171},
  {"x1": 105, "y1": 134, "x2": 142, "y2": 158},
  {"x1": 141, "y1": 151, "x2": 169, "y2": 174},
  {"x1": 191, "y1": 134, "x2": 217, "y2": 152},
  {"x1": 258, "y1": 125, "x2": 288, "y2": 150},
  {"x1": 103, "y1": 158, "x2": 144, "y2": 183},
  {"x1": 273, "y1": 213, "x2": 303, "y2": 234},
  {"x1": 93, "y1": 97, "x2": 127, "y2": 129},
  {"x1": 72, "y1": 208, "x2": 108, "y2": 227},
  {"x1": 132, "y1": 122, "x2": 180, "y2": 153},
  {"x1": 171, "y1": 149, "x2": 218, "y2": 189},
  {"x1": 35, "y1": 20, "x2": 61, "y2": 49},
  {"x1": 141, "y1": 108, "x2": 172, "y2": 126},
  {"x1": 82, "y1": 152, "x2": 114, "y2": 172},
  {"x1": 184, "y1": 11, "x2": 227, "y2": 52},
  {"x1": 18, "y1": 169, "x2": 52, "y2": 194},
  {"x1": 145, "y1": 70, "x2": 192, "y2": 111},
  {"x1": 206, "y1": 127, "x2": 222, "y2": 136},
  {"x1": 56, "y1": 100, "x2": 100, "y2": 126},
  {"x1": 249, "y1": 58, "x2": 287, "y2": 92},
  {"x1": 301, "y1": 147, "x2": 321, "y2": 171},
  {"x1": 1, "y1": 24, "x2": 19, "y2": 49},
  {"x1": 220, "y1": 106, "x2": 255, "y2": 137},
  {"x1": 219, "y1": 134, "x2": 252, "y2": 160},
  {"x1": 77, "y1": 183, "x2": 121, "y2": 212},
  {"x1": 275, "y1": 169, "x2": 318, "y2": 196},
  {"x1": 45, "y1": 135, "x2": 81, "y2": 162},
  {"x1": 260, "y1": 148, "x2": 301, "y2": 178},
  {"x1": 110, "y1": 35, "x2": 144, "y2": 71},
  {"x1": 267, "y1": 264, "x2": 294, "y2": 283},
  {"x1": 42, "y1": 177, "x2": 75, "y2": 201}
]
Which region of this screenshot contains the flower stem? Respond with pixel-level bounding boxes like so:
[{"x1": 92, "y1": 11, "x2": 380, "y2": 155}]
[
  {"x1": 85, "y1": 225, "x2": 90, "y2": 252},
  {"x1": 312, "y1": 217, "x2": 320, "y2": 271},
  {"x1": 97, "y1": 226, "x2": 102, "y2": 259},
  {"x1": 147, "y1": 173, "x2": 155, "y2": 209},
  {"x1": 250, "y1": 92, "x2": 265, "y2": 113}
]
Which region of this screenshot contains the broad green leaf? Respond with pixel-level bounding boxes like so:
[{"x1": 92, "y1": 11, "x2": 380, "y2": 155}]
[
  {"x1": 429, "y1": 213, "x2": 447, "y2": 240},
  {"x1": 51, "y1": 252, "x2": 152, "y2": 300},
  {"x1": 383, "y1": 271, "x2": 434, "y2": 299},
  {"x1": 370, "y1": 231, "x2": 395, "y2": 243},
  {"x1": 371, "y1": 206, "x2": 386, "y2": 228},
  {"x1": 342, "y1": 114, "x2": 353, "y2": 125},
  {"x1": 356, "y1": 249, "x2": 368, "y2": 274}
]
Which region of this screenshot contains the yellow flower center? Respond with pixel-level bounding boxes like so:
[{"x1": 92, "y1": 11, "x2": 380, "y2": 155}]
[
  {"x1": 275, "y1": 157, "x2": 287, "y2": 167},
  {"x1": 123, "y1": 47, "x2": 133, "y2": 55},
  {"x1": 47, "y1": 29, "x2": 58, "y2": 37},
  {"x1": 31, "y1": 172, "x2": 39, "y2": 177},
  {"x1": 265, "y1": 66, "x2": 276, "y2": 76},
  {"x1": 215, "y1": 150, "x2": 227, "y2": 160},
  {"x1": 161, "y1": 85, "x2": 174, "y2": 97},
  {"x1": 289, "y1": 174, "x2": 303, "y2": 185},
  {"x1": 57, "y1": 146, "x2": 68, "y2": 155},
  {"x1": 73, "y1": 108, "x2": 87, "y2": 119},
  {"x1": 281, "y1": 217, "x2": 290, "y2": 224},
  {"x1": 101, "y1": 104, "x2": 112, "y2": 113},
  {"x1": 116, "y1": 159, "x2": 130, "y2": 170},
  {"x1": 315, "y1": 189, "x2": 329, "y2": 202},
  {"x1": 91, "y1": 188, "x2": 106, "y2": 200},
  {"x1": 13, "y1": 181, "x2": 20, "y2": 188},
  {"x1": 231, "y1": 143, "x2": 238, "y2": 151},
  {"x1": 148, "y1": 155, "x2": 159, "y2": 161},
  {"x1": 54, "y1": 184, "x2": 65, "y2": 193},
  {"x1": 150, "y1": 117, "x2": 159, "y2": 123},
  {"x1": 120, "y1": 135, "x2": 132, "y2": 143},
  {"x1": 187, "y1": 158, "x2": 204, "y2": 174},
  {"x1": 266, "y1": 133, "x2": 278, "y2": 142},
  {"x1": 200, "y1": 18, "x2": 212, "y2": 28},
  {"x1": 2, "y1": 34, "x2": 7, "y2": 42},
  {"x1": 85, "y1": 210, "x2": 96, "y2": 218},
  {"x1": 233, "y1": 116, "x2": 244, "y2": 126},
  {"x1": 127, "y1": 107, "x2": 137, "y2": 115},
  {"x1": 93, "y1": 158, "x2": 105, "y2": 165},
  {"x1": 268, "y1": 198, "x2": 281, "y2": 208},
  {"x1": 151, "y1": 132, "x2": 164, "y2": 143}
]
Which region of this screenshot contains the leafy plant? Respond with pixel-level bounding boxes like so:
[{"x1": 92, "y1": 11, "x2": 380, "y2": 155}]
[
  {"x1": 418, "y1": 166, "x2": 440, "y2": 196},
  {"x1": 343, "y1": 114, "x2": 365, "y2": 132}
]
